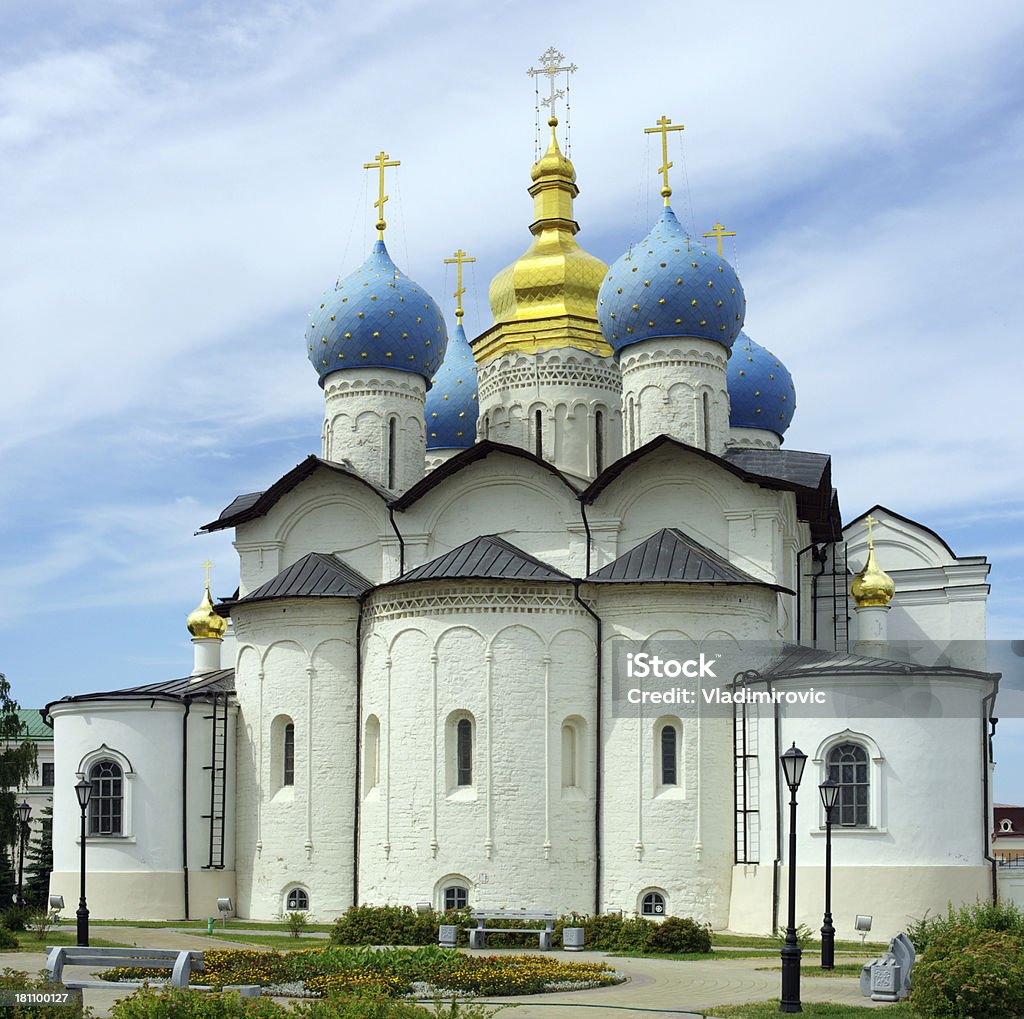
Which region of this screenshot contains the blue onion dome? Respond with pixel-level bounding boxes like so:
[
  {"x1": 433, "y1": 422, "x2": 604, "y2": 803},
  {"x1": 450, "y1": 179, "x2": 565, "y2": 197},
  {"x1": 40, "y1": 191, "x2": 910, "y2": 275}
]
[
  {"x1": 727, "y1": 331, "x2": 796, "y2": 437},
  {"x1": 306, "y1": 239, "x2": 447, "y2": 386},
  {"x1": 425, "y1": 321, "x2": 478, "y2": 449},
  {"x1": 596, "y1": 206, "x2": 746, "y2": 354}
]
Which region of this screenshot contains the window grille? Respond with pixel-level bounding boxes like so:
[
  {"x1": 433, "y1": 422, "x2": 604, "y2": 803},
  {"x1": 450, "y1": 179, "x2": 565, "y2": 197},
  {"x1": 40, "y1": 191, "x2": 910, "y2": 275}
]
[
  {"x1": 88, "y1": 760, "x2": 123, "y2": 835},
  {"x1": 827, "y1": 742, "x2": 868, "y2": 825}
]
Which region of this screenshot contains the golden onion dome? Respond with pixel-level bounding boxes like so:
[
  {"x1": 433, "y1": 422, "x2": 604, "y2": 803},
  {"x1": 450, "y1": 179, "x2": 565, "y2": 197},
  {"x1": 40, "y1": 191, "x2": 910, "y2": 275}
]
[
  {"x1": 480, "y1": 117, "x2": 610, "y2": 362},
  {"x1": 187, "y1": 584, "x2": 228, "y2": 639},
  {"x1": 850, "y1": 547, "x2": 895, "y2": 608}
]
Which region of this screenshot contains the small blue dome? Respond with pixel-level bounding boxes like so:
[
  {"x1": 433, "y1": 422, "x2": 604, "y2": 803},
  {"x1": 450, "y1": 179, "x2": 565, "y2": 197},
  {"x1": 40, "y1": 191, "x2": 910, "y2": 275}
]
[
  {"x1": 728, "y1": 332, "x2": 796, "y2": 437},
  {"x1": 597, "y1": 206, "x2": 746, "y2": 354},
  {"x1": 425, "y1": 322, "x2": 478, "y2": 450},
  {"x1": 306, "y1": 240, "x2": 447, "y2": 386}
]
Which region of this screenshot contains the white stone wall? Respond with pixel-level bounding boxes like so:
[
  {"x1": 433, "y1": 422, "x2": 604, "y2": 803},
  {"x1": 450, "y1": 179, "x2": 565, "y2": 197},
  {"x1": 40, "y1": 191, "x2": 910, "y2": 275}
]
[
  {"x1": 619, "y1": 338, "x2": 730, "y2": 455},
  {"x1": 476, "y1": 349, "x2": 622, "y2": 481},
  {"x1": 726, "y1": 426, "x2": 781, "y2": 450},
  {"x1": 232, "y1": 600, "x2": 359, "y2": 919},
  {"x1": 322, "y1": 368, "x2": 426, "y2": 494},
  {"x1": 358, "y1": 582, "x2": 598, "y2": 913}
]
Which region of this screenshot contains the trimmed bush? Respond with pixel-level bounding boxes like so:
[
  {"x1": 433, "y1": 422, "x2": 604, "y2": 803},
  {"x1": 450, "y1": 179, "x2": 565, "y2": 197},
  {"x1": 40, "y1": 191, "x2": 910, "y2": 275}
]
[
  {"x1": 330, "y1": 907, "x2": 471, "y2": 947},
  {"x1": 907, "y1": 898, "x2": 1024, "y2": 954},
  {"x1": 648, "y1": 916, "x2": 712, "y2": 954},
  {"x1": 910, "y1": 926, "x2": 1024, "y2": 1018},
  {"x1": 0, "y1": 928, "x2": 18, "y2": 950},
  {"x1": 0, "y1": 968, "x2": 87, "y2": 1018}
]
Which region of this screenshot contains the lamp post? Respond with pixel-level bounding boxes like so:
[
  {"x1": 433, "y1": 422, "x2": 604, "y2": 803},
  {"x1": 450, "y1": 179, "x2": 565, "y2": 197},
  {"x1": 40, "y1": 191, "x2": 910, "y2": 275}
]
[
  {"x1": 15, "y1": 801, "x2": 31, "y2": 907},
  {"x1": 780, "y1": 742, "x2": 807, "y2": 1014},
  {"x1": 74, "y1": 778, "x2": 92, "y2": 947},
  {"x1": 818, "y1": 778, "x2": 840, "y2": 970}
]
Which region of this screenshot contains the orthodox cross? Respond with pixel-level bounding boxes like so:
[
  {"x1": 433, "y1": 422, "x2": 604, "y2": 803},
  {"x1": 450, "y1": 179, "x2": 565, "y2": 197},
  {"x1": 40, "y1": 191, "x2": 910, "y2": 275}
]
[
  {"x1": 201, "y1": 559, "x2": 214, "y2": 590},
  {"x1": 443, "y1": 249, "x2": 476, "y2": 319},
  {"x1": 702, "y1": 222, "x2": 737, "y2": 256},
  {"x1": 363, "y1": 151, "x2": 400, "y2": 239},
  {"x1": 862, "y1": 514, "x2": 880, "y2": 550},
  {"x1": 527, "y1": 47, "x2": 577, "y2": 123},
  {"x1": 644, "y1": 115, "x2": 685, "y2": 205}
]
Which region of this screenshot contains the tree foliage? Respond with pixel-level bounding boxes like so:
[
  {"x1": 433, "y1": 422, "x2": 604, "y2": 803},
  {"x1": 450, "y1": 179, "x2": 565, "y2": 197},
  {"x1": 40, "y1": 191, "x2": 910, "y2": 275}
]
[
  {"x1": 24, "y1": 805, "x2": 52, "y2": 906},
  {"x1": 0, "y1": 673, "x2": 39, "y2": 905}
]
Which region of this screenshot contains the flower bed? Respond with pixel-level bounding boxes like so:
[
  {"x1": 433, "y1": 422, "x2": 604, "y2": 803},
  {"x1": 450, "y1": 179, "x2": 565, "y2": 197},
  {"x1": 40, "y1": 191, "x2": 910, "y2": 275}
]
[{"x1": 100, "y1": 946, "x2": 623, "y2": 999}]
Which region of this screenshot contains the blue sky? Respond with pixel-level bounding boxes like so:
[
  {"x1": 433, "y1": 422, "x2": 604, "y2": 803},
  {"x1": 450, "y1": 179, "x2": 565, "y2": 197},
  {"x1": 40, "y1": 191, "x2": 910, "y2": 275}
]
[{"x1": 1, "y1": 1, "x2": 1022, "y2": 798}]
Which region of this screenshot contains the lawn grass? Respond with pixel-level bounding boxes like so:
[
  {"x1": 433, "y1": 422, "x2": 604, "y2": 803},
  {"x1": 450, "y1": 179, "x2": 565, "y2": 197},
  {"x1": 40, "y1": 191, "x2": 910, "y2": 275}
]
[
  {"x1": 612, "y1": 950, "x2": 788, "y2": 961},
  {"x1": 706, "y1": 1001, "x2": 910, "y2": 1017},
  {"x1": 89, "y1": 919, "x2": 335, "y2": 932},
  {"x1": 202, "y1": 931, "x2": 330, "y2": 950},
  {"x1": 712, "y1": 933, "x2": 886, "y2": 952},
  {"x1": 12, "y1": 930, "x2": 130, "y2": 952},
  {"x1": 754, "y1": 961, "x2": 867, "y2": 978}
]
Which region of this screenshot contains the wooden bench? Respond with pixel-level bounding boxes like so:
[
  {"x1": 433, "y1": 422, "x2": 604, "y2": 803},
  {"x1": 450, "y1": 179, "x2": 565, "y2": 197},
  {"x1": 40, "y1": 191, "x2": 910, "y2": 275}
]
[
  {"x1": 466, "y1": 910, "x2": 557, "y2": 951},
  {"x1": 45, "y1": 947, "x2": 209, "y2": 992}
]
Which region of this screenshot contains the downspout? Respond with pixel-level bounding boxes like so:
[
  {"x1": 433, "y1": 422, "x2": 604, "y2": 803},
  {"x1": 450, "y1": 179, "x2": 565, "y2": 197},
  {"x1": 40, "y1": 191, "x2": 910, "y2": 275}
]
[
  {"x1": 353, "y1": 593, "x2": 366, "y2": 908},
  {"x1": 771, "y1": 681, "x2": 781, "y2": 936},
  {"x1": 811, "y1": 545, "x2": 827, "y2": 646},
  {"x1": 796, "y1": 543, "x2": 815, "y2": 644},
  {"x1": 181, "y1": 697, "x2": 192, "y2": 921},
  {"x1": 983, "y1": 679, "x2": 1001, "y2": 903},
  {"x1": 573, "y1": 579, "x2": 603, "y2": 914},
  {"x1": 388, "y1": 505, "x2": 405, "y2": 576}
]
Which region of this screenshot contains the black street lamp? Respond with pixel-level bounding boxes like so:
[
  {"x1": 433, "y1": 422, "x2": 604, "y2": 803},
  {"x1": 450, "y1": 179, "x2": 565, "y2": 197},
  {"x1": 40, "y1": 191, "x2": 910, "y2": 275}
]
[
  {"x1": 818, "y1": 778, "x2": 840, "y2": 970},
  {"x1": 780, "y1": 742, "x2": 807, "y2": 1014},
  {"x1": 15, "y1": 801, "x2": 31, "y2": 907},
  {"x1": 74, "y1": 778, "x2": 92, "y2": 947}
]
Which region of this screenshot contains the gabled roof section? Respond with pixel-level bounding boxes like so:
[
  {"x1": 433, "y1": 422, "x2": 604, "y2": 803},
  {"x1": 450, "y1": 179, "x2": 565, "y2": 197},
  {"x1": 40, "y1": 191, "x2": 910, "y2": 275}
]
[
  {"x1": 581, "y1": 436, "x2": 839, "y2": 542},
  {"x1": 45, "y1": 669, "x2": 235, "y2": 716},
  {"x1": 382, "y1": 535, "x2": 570, "y2": 585},
  {"x1": 586, "y1": 527, "x2": 794, "y2": 594},
  {"x1": 16, "y1": 709, "x2": 52, "y2": 739},
  {"x1": 843, "y1": 504, "x2": 957, "y2": 559},
  {"x1": 200, "y1": 456, "x2": 391, "y2": 533},
  {"x1": 227, "y1": 553, "x2": 371, "y2": 608},
  {"x1": 757, "y1": 645, "x2": 998, "y2": 682},
  {"x1": 390, "y1": 440, "x2": 581, "y2": 511}
]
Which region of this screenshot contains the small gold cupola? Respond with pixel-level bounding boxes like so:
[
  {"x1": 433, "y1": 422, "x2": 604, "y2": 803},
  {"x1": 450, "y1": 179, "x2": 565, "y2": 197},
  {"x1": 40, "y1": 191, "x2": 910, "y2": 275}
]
[
  {"x1": 851, "y1": 515, "x2": 895, "y2": 608},
  {"x1": 187, "y1": 560, "x2": 228, "y2": 640},
  {"x1": 475, "y1": 114, "x2": 610, "y2": 364}
]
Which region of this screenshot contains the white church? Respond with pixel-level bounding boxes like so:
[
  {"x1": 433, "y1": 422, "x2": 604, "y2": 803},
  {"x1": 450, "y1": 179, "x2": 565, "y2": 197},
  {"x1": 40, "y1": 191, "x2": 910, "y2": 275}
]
[{"x1": 45, "y1": 99, "x2": 998, "y2": 934}]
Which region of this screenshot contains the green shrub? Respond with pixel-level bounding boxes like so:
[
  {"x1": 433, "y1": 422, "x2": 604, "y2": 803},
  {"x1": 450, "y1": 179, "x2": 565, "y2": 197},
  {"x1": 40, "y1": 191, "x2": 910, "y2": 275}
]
[
  {"x1": 774, "y1": 923, "x2": 815, "y2": 949},
  {"x1": 1, "y1": 906, "x2": 30, "y2": 932},
  {"x1": 109, "y1": 986, "x2": 286, "y2": 1018},
  {"x1": 330, "y1": 906, "x2": 471, "y2": 947},
  {"x1": 282, "y1": 911, "x2": 311, "y2": 937},
  {"x1": 0, "y1": 968, "x2": 88, "y2": 1018},
  {"x1": 0, "y1": 927, "x2": 18, "y2": 949},
  {"x1": 907, "y1": 898, "x2": 1024, "y2": 954},
  {"x1": 293, "y1": 998, "x2": 444, "y2": 1019},
  {"x1": 647, "y1": 916, "x2": 712, "y2": 954},
  {"x1": 910, "y1": 927, "x2": 1024, "y2": 1018}
]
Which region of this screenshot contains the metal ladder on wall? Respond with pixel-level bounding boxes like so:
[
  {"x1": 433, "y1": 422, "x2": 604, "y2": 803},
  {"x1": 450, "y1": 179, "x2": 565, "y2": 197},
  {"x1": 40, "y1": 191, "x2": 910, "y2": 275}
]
[
  {"x1": 202, "y1": 693, "x2": 228, "y2": 870},
  {"x1": 829, "y1": 542, "x2": 850, "y2": 652},
  {"x1": 733, "y1": 700, "x2": 760, "y2": 864}
]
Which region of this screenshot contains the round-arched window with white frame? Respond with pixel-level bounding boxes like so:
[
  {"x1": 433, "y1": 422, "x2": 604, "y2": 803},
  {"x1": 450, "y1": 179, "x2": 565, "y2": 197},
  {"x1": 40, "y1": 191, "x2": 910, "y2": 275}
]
[
  {"x1": 286, "y1": 887, "x2": 309, "y2": 911},
  {"x1": 640, "y1": 890, "x2": 667, "y2": 916}
]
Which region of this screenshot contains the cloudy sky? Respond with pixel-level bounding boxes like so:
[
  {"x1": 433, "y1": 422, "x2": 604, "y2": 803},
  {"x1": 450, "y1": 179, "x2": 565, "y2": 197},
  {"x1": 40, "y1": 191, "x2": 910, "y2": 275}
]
[{"x1": 1, "y1": 1, "x2": 1022, "y2": 798}]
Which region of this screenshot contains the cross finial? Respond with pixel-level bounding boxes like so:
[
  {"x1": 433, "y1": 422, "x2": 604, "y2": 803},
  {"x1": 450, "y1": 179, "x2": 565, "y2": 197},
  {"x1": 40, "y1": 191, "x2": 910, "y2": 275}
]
[
  {"x1": 443, "y1": 248, "x2": 476, "y2": 319},
  {"x1": 363, "y1": 151, "x2": 401, "y2": 239},
  {"x1": 644, "y1": 115, "x2": 686, "y2": 205},
  {"x1": 201, "y1": 559, "x2": 214, "y2": 590},
  {"x1": 862, "y1": 514, "x2": 880, "y2": 550},
  {"x1": 701, "y1": 222, "x2": 737, "y2": 257},
  {"x1": 527, "y1": 47, "x2": 577, "y2": 126}
]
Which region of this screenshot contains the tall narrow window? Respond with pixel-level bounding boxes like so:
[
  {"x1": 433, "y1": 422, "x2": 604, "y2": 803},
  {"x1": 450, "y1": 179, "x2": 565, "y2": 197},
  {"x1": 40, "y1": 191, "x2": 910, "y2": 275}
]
[
  {"x1": 387, "y1": 418, "x2": 397, "y2": 489},
  {"x1": 88, "y1": 760, "x2": 123, "y2": 835},
  {"x1": 561, "y1": 723, "x2": 577, "y2": 788},
  {"x1": 627, "y1": 396, "x2": 636, "y2": 451},
  {"x1": 283, "y1": 723, "x2": 295, "y2": 786},
  {"x1": 702, "y1": 392, "x2": 711, "y2": 451},
  {"x1": 595, "y1": 409, "x2": 605, "y2": 474},
  {"x1": 364, "y1": 715, "x2": 380, "y2": 794},
  {"x1": 456, "y1": 719, "x2": 473, "y2": 786},
  {"x1": 660, "y1": 725, "x2": 678, "y2": 786},
  {"x1": 482, "y1": 415, "x2": 489, "y2": 440},
  {"x1": 534, "y1": 409, "x2": 543, "y2": 459},
  {"x1": 827, "y1": 742, "x2": 868, "y2": 825}
]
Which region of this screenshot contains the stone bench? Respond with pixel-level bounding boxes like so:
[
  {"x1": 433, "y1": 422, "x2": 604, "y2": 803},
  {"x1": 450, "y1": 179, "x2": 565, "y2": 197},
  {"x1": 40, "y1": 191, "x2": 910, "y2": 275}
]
[{"x1": 465, "y1": 910, "x2": 558, "y2": 951}]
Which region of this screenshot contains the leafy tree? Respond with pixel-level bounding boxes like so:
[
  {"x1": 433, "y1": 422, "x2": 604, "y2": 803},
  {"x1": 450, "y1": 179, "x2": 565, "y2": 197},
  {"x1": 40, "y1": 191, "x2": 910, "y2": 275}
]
[
  {"x1": 24, "y1": 805, "x2": 52, "y2": 907},
  {"x1": 0, "y1": 675, "x2": 37, "y2": 906}
]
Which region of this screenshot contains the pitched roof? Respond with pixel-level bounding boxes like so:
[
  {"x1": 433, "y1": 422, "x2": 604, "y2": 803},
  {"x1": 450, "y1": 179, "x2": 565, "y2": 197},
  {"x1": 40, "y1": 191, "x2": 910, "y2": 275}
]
[
  {"x1": 757, "y1": 645, "x2": 998, "y2": 681},
  {"x1": 843, "y1": 504, "x2": 958, "y2": 559},
  {"x1": 586, "y1": 528, "x2": 794, "y2": 593},
  {"x1": 45, "y1": 669, "x2": 235, "y2": 716},
  {"x1": 229, "y1": 553, "x2": 371, "y2": 606},
  {"x1": 383, "y1": 535, "x2": 569, "y2": 585},
  {"x1": 15, "y1": 709, "x2": 52, "y2": 740}
]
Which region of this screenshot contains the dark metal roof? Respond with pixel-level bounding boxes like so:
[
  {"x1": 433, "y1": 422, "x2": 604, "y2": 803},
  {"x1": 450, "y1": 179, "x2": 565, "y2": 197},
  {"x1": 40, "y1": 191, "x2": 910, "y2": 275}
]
[
  {"x1": 843, "y1": 503, "x2": 959, "y2": 559},
  {"x1": 45, "y1": 669, "x2": 235, "y2": 715},
  {"x1": 721, "y1": 447, "x2": 830, "y2": 490},
  {"x1": 382, "y1": 535, "x2": 570, "y2": 585},
  {"x1": 586, "y1": 527, "x2": 794, "y2": 593},
  {"x1": 227, "y1": 553, "x2": 371, "y2": 607},
  {"x1": 391, "y1": 440, "x2": 582, "y2": 511},
  {"x1": 200, "y1": 456, "x2": 390, "y2": 533},
  {"x1": 757, "y1": 645, "x2": 998, "y2": 682}
]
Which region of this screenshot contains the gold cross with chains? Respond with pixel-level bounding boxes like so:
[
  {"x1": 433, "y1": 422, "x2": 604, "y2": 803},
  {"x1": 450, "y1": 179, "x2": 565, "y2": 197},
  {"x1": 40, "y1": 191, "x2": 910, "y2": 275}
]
[
  {"x1": 702, "y1": 222, "x2": 737, "y2": 256},
  {"x1": 644, "y1": 115, "x2": 685, "y2": 205},
  {"x1": 443, "y1": 249, "x2": 476, "y2": 319},
  {"x1": 201, "y1": 559, "x2": 214, "y2": 589},
  {"x1": 363, "y1": 151, "x2": 401, "y2": 239},
  {"x1": 862, "y1": 514, "x2": 880, "y2": 550}
]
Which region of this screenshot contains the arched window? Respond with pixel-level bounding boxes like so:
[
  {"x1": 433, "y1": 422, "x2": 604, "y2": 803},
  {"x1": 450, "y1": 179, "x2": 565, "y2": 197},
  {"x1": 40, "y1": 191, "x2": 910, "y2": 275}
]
[
  {"x1": 286, "y1": 887, "x2": 309, "y2": 911},
  {"x1": 595, "y1": 409, "x2": 605, "y2": 474},
  {"x1": 457, "y1": 719, "x2": 472, "y2": 786},
  {"x1": 641, "y1": 890, "x2": 666, "y2": 916},
  {"x1": 482, "y1": 415, "x2": 489, "y2": 440},
  {"x1": 283, "y1": 722, "x2": 295, "y2": 787},
  {"x1": 702, "y1": 392, "x2": 711, "y2": 451},
  {"x1": 1001, "y1": 819, "x2": 1014, "y2": 833},
  {"x1": 827, "y1": 742, "x2": 868, "y2": 826},
  {"x1": 562, "y1": 723, "x2": 577, "y2": 788},
  {"x1": 534, "y1": 409, "x2": 543, "y2": 459},
  {"x1": 88, "y1": 760, "x2": 123, "y2": 836},
  {"x1": 444, "y1": 885, "x2": 469, "y2": 910},
  {"x1": 660, "y1": 725, "x2": 678, "y2": 786},
  {"x1": 387, "y1": 418, "x2": 397, "y2": 489},
  {"x1": 364, "y1": 715, "x2": 380, "y2": 795},
  {"x1": 627, "y1": 396, "x2": 636, "y2": 451}
]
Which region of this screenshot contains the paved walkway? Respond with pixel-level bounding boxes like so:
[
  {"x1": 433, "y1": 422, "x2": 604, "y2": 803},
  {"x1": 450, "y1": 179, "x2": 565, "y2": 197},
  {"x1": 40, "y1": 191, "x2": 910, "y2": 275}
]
[{"x1": 1, "y1": 930, "x2": 890, "y2": 1018}]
